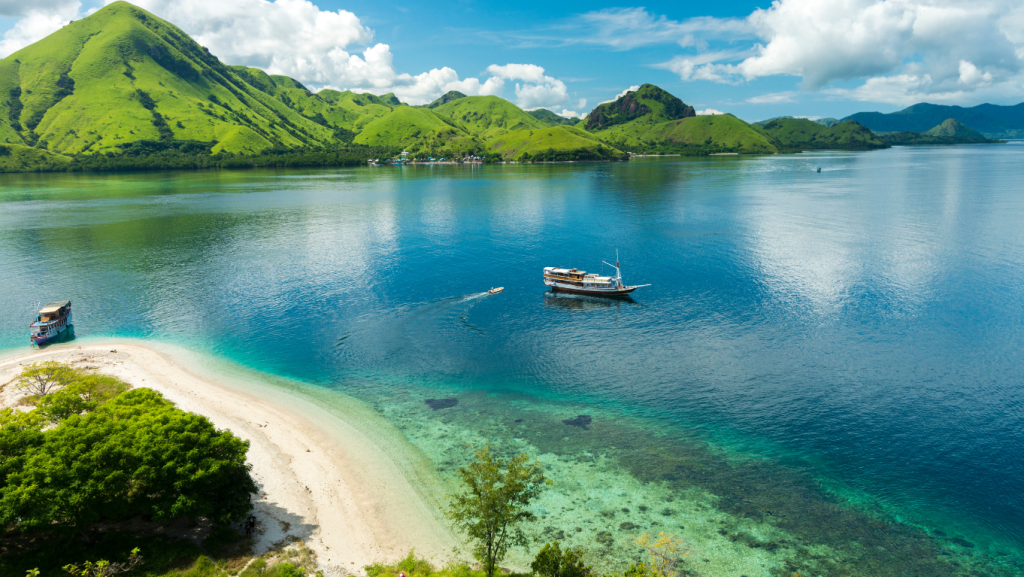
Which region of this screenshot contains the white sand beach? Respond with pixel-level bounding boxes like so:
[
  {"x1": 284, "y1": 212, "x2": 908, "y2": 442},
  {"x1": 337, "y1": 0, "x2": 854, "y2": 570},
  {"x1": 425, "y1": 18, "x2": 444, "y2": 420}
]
[{"x1": 0, "y1": 342, "x2": 460, "y2": 575}]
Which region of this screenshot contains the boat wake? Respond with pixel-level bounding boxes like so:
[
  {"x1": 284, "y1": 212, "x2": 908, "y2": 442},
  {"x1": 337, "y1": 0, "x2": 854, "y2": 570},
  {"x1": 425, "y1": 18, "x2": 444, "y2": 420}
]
[{"x1": 333, "y1": 292, "x2": 494, "y2": 368}]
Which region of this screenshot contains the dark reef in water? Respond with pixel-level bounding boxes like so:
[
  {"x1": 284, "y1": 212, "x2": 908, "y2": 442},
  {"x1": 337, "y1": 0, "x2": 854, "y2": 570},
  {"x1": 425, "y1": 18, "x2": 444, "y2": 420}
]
[
  {"x1": 425, "y1": 398, "x2": 458, "y2": 410},
  {"x1": 563, "y1": 415, "x2": 592, "y2": 429}
]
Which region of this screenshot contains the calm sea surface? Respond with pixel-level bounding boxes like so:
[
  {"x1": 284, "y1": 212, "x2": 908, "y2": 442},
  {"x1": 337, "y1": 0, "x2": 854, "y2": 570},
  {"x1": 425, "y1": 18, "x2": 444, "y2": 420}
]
[{"x1": 2, "y1": 145, "x2": 1023, "y2": 575}]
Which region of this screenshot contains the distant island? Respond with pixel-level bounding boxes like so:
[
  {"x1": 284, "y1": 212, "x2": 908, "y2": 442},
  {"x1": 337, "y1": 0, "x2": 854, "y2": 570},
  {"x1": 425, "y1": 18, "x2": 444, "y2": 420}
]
[
  {"x1": 844, "y1": 102, "x2": 1024, "y2": 139},
  {"x1": 877, "y1": 118, "x2": 1006, "y2": 145},
  {"x1": 0, "y1": 1, "x2": 1012, "y2": 174}
]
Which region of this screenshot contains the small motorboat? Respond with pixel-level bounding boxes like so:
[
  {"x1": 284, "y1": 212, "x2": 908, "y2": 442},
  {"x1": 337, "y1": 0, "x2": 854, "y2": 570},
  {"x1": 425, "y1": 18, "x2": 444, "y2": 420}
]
[{"x1": 488, "y1": 287, "x2": 504, "y2": 294}]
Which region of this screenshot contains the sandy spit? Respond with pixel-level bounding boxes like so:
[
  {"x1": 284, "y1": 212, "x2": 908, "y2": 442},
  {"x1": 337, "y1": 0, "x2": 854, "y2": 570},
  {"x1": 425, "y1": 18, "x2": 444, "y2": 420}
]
[{"x1": 0, "y1": 342, "x2": 460, "y2": 575}]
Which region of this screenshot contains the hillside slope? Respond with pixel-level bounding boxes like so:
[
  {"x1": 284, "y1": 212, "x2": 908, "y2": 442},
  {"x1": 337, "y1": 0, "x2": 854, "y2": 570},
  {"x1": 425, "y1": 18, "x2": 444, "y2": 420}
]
[
  {"x1": 432, "y1": 96, "x2": 546, "y2": 139},
  {"x1": 756, "y1": 118, "x2": 889, "y2": 150},
  {"x1": 487, "y1": 126, "x2": 624, "y2": 161},
  {"x1": 0, "y1": 1, "x2": 340, "y2": 154},
  {"x1": 596, "y1": 114, "x2": 779, "y2": 154},
  {"x1": 843, "y1": 102, "x2": 1024, "y2": 137},
  {"x1": 528, "y1": 109, "x2": 577, "y2": 126}
]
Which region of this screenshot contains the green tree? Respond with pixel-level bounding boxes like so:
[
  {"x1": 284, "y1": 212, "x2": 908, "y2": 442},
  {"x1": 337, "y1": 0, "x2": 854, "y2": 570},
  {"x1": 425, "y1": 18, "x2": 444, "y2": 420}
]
[
  {"x1": 63, "y1": 548, "x2": 142, "y2": 577},
  {"x1": 446, "y1": 447, "x2": 546, "y2": 577},
  {"x1": 16, "y1": 361, "x2": 77, "y2": 396},
  {"x1": 531, "y1": 542, "x2": 592, "y2": 577},
  {"x1": 0, "y1": 389, "x2": 257, "y2": 534}
]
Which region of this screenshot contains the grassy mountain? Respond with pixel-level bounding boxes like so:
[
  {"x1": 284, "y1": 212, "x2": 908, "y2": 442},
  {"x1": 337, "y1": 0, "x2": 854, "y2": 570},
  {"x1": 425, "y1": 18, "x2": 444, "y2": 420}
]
[
  {"x1": 879, "y1": 118, "x2": 1005, "y2": 145},
  {"x1": 584, "y1": 84, "x2": 695, "y2": 131},
  {"x1": 488, "y1": 126, "x2": 624, "y2": 161},
  {"x1": 593, "y1": 113, "x2": 780, "y2": 155},
  {"x1": 353, "y1": 106, "x2": 461, "y2": 147},
  {"x1": 844, "y1": 102, "x2": 1024, "y2": 138},
  {"x1": 756, "y1": 118, "x2": 889, "y2": 151},
  {"x1": 0, "y1": 1, "x2": 340, "y2": 155},
  {"x1": 431, "y1": 95, "x2": 546, "y2": 139},
  {"x1": 528, "y1": 109, "x2": 577, "y2": 126},
  {"x1": 425, "y1": 91, "x2": 466, "y2": 109}
]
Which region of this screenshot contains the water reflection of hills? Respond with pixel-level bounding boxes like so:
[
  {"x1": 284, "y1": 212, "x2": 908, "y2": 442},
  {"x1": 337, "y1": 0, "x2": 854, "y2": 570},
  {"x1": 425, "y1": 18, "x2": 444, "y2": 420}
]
[{"x1": 543, "y1": 291, "x2": 638, "y2": 310}]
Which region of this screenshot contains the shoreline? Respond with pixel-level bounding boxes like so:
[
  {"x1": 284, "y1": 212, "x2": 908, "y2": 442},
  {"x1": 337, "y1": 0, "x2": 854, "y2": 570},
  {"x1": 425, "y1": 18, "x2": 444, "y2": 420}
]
[{"x1": 0, "y1": 341, "x2": 459, "y2": 575}]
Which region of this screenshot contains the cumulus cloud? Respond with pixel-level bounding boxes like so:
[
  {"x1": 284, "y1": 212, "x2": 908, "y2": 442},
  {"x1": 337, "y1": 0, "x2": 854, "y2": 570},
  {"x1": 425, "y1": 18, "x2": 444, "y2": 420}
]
[
  {"x1": 696, "y1": 108, "x2": 725, "y2": 115},
  {"x1": 0, "y1": 0, "x2": 81, "y2": 58},
  {"x1": 557, "y1": 109, "x2": 587, "y2": 119},
  {"x1": 486, "y1": 63, "x2": 569, "y2": 108},
  {"x1": 601, "y1": 85, "x2": 640, "y2": 104},
  {"x1": 617, "y1": 0, "x2": 1024, "y2": 104}
]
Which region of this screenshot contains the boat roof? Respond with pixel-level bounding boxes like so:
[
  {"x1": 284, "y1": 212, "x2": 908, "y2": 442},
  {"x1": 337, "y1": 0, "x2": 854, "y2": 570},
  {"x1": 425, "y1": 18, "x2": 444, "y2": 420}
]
[
  {"x1": 547, "y1": 268, "x2": 584, "y2": 275},
  {"x1": 39, "y1": 301, "x2": 70, "y2": 313}
]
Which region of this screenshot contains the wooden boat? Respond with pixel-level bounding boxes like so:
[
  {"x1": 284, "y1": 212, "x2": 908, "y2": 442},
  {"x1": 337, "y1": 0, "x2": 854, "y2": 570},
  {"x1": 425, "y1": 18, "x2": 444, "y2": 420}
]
[
  {"x1": 488, "y1": 287, "x2": 504, "y2": 294},
  {"x1": 543, "y1": 252, "x2": 649, "y2": 297},
  {"x1": 30, "y1": 300, "x2": 73, "y2": 345}
]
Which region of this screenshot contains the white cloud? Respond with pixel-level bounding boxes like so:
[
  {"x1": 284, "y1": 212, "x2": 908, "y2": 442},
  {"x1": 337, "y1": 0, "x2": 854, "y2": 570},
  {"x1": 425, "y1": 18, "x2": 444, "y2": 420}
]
[
  {"x1": 557, "y1": 109, "x2": 587, "y2": 119},
  {"x1": 0, "y1": 1, "x2": 80, "y2": 58},
  {"x1": 958, "y1": 60, "x2": 993, "y2": 86},
  {"x1": 600, "y1": 85, "x2": 640, "y2": 104},
  {"x1": 487, "y1": 63, "x2": 569, "y2": 109},
  {"x1": 593, "y1": 0, "x2": 1024, "y2": 105},
  {"x1": 746, "y1": 91, "x2": 799, "y2": 104},
  {"x1": 578, "y1": 7, "x2": 751, "y2": 50},
  {"x1": 696, "y1": 108, "x2": 725, "y2": 115}
]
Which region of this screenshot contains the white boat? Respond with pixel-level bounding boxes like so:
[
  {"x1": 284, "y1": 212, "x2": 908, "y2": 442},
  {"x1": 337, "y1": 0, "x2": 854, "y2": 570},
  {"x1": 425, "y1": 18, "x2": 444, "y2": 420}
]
[
  {"x1": 30, "y1": 301, "x2": 73, "y2": 345},
  {"x1": 543, "y1": 252, "x2": 649, "y2": 297},
  {"x1": 489, "y1": 287, "x2": 504, "y2": 294}
]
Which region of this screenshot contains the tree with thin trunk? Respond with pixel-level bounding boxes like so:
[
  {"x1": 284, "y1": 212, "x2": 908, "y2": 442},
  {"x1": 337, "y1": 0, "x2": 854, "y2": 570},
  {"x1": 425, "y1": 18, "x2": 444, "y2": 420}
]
[
  {"x1": 16, "y1": 361, "x2": 77, "y2": 397},
  {"x1": 446, "y1": 446, "x2": 546, "y2": 577}
]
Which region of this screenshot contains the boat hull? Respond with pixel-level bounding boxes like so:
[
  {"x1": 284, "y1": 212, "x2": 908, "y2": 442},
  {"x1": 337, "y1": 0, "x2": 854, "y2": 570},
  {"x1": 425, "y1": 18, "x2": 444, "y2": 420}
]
[
  {"x1": 31, "y1": 322, "x2": 71, "y2": 345},
  {"x1": 550, "y1": 285, "x2": 637, "y2": 297}
]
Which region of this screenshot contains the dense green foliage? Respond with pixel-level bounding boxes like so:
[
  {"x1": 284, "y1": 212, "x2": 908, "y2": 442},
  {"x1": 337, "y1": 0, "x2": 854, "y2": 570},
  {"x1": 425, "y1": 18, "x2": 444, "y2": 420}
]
[
  {"x1": 446, "y1": 447, "x2": 546, "y2": 577},
  {"x1": 0, "y1": 366, "x2": 256, "y2": 536},
  {"x1": 844, "y1": 102, "x2": 1024, "y2": 137},
  {"x1": 531, "y1": 542, "x2": 593, "y2": 577},
  {"x1": 879, "y1": 118, "x2": 1004, "y2": 145},
  {"x1": 756, "y1": 118, "x2": 889, "y2": 151}
]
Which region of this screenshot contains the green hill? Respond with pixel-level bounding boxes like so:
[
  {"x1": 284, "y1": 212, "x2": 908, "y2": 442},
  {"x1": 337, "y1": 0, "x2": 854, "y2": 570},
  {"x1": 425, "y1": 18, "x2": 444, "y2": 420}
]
[
  {"x1": 584, "y1": 84, "x2": 695, "y2": 130},
  {"x1": 426, "y1": 91, "x2": 466, "y2": 109},
  {"x1": 0, "y1": 1, "x2": 339, "y2": 155},
  {"x1": 353, "y1": 106, "x2": 463, "y2": 148},
  {"x1": 0, "y1": 143, "x2": 70, "y2": 171},
  {"x1": 487, "y1": 126, "x2": 625, "y2": 161},
  {"x1": 595, "y1": 114, "x2": 779, "y2": 155},
  {"x1": 878, "y1": 118, "x2": 1004, "y2": 145},
  {"x1": 756, "y1": 118, "x2": 888, "y2": 151},
  {"x1": 528, "y1": 109, "x2": 577, "y2": 126},
  {"x1": 432, "y1": 96, "x2": 546, "y2": 139}
]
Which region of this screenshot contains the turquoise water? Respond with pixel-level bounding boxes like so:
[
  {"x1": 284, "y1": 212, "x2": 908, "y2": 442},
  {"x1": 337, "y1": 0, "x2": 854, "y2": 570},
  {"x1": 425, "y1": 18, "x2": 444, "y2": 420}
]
[{"x1": 2, "y1": 146, "x2": 1024, "y2": 575}]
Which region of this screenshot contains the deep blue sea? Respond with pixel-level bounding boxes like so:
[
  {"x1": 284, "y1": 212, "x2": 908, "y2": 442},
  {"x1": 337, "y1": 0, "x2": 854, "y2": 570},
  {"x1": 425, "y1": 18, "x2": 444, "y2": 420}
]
[{"x1": 2, "y1": 145, "x2": 1023, "y2": 575}]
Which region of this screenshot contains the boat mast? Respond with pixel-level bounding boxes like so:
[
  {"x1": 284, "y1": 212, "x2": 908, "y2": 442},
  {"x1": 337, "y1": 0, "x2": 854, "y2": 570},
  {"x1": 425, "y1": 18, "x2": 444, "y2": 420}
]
[{"x1": 603, "y1": 249, "x2": 624, "y2": 289}]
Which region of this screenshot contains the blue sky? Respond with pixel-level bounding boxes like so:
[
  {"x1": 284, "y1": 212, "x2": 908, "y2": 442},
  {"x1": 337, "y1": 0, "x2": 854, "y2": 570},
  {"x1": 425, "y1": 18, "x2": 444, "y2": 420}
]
[{"x1": 2, "y1": 0, "x2": 1023, "y2": 122}]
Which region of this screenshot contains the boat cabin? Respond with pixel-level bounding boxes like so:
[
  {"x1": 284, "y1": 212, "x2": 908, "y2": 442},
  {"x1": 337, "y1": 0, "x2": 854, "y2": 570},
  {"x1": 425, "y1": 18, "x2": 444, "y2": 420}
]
[{"x1": 35, "y1": 301, "x2": 71, "y2": 324}]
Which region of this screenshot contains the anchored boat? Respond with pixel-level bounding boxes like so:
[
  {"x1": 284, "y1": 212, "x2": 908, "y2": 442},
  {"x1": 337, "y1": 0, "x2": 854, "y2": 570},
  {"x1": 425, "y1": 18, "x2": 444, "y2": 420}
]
[
  {"x1": 30, "y1": 300, "x2": 73, "y2": 345},
  {"x1": 543, "y1": 253, "x2": 649, "y2": 297}
]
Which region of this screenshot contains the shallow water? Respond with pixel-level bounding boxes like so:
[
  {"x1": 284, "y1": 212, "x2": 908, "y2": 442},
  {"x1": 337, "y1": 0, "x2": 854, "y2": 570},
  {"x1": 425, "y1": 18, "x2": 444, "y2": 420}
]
[{"x1": 2, "y1": 146, "x2": 1024, "y2": 575}]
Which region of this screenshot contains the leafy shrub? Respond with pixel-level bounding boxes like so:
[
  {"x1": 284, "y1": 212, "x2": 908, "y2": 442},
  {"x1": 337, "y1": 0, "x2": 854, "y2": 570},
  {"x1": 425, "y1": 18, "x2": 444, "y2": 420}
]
[{"x1": 531, "y1": 542, "x2": 592, "y2": 577}]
